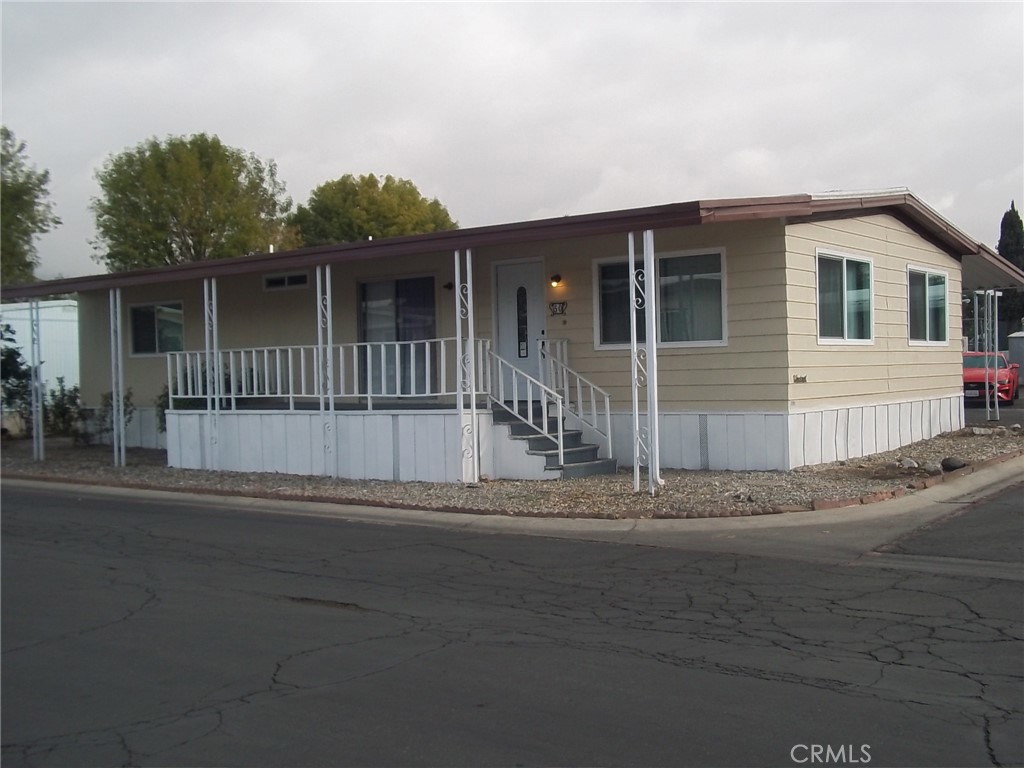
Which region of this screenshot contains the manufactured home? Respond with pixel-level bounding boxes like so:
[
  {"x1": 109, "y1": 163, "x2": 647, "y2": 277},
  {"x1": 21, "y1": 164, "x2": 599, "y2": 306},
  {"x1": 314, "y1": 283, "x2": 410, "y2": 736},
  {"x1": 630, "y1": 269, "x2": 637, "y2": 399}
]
[{"x1": 6, "y1": 190, "x2": 1023, "y2": 484}]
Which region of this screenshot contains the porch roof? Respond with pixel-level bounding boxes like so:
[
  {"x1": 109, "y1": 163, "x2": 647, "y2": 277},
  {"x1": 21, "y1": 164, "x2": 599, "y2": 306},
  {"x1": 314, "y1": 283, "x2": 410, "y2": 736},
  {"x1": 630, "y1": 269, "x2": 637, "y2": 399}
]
[{"x1": 4, "y1": 188, "x2": 1023, "y2": 299}]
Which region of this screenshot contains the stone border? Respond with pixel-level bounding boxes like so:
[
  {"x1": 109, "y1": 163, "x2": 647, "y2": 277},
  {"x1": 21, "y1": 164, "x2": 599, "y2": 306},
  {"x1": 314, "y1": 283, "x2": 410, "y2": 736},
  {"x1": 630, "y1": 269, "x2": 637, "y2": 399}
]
[{"x1": 808, "y1": 447, "x2": 1024, "y2": 512}]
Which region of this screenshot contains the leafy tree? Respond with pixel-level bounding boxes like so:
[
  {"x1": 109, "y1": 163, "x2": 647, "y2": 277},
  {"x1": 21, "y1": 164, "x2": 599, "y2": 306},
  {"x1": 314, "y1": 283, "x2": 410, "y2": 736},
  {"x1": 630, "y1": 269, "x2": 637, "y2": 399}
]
[
  {"x1": 91, "y1": 133, "x2": 297, "y2": 272},
  {"x1": 1, "y1": 324, "x2": 34, "y2": 432},
  {"x1": 291, "y1": 173, "x2": 457, "y2": 246},
  {"x1": 1, "y1": 127, "x2": 61, "y2": 284}
]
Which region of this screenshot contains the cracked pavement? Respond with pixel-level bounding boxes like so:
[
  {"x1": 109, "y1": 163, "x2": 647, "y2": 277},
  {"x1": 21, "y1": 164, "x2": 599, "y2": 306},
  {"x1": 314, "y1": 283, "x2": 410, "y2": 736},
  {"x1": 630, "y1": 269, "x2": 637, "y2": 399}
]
[{"x1": 2, "y1": 476, "x2": 1022, "y2": 767}]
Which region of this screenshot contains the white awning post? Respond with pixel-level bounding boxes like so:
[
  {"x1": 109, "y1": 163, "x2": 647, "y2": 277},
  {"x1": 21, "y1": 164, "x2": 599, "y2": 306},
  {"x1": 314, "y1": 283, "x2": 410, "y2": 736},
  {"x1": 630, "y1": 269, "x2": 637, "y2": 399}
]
[
  {"x1": 29, "y1": 299, "x2": 44, "y2": 461},
  {"x1": 203, "y1": 278, "x2": 220, "y2": 469},
  {"x1": 642, "y1": 229, "x2": 662, "y2": 493},
  {"x1": 108, "y1": 288, "x2": 125, "y2": 466},
  {"x1": 972, "y1": 292, "x2": 979, "y2": 351},
  {"x1": 316, "y1": 265, "x2": 337, "y2": 477},
  {"x1": 454, "y1": 249, "x2": 479, "y2": 484},
  {"x1": 993, "y1": 290, "x2": 1002, "y2": 421}
]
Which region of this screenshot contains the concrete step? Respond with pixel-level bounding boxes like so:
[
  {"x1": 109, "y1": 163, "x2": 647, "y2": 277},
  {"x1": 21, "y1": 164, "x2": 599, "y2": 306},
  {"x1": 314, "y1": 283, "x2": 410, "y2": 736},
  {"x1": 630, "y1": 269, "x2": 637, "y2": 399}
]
[
  {"x1": 510, "y1": 430, "x2": 584, "y2": 451},
  {"x1": 558, "y1": 458, "x2": 619, "y2": 479},
  {"x1": 506, "y1": 417, "x2": 561, "y2": 437},
  {"x1": 527, "y1": 443, "x2": 600, "y2": 468},
  {"x1": 491, "y1": 404, "x2": 547, "y2": 424}
]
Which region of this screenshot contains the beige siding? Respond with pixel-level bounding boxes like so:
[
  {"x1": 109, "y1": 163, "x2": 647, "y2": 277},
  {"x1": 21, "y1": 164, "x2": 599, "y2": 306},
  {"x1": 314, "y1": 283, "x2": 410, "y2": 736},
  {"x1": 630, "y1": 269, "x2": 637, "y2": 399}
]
[
  {"x1": 785, "y1": 214, "x2": 963, "y2": 408},
  {"x1": 78, "y1": 212, "x2": 963, "y2": 420},
  {"x1": 470, "y1": 220, "x2": 791, "y2": 412},
  {"x1": 78, "y1": 279, "x2": 206, "y2": 407}
]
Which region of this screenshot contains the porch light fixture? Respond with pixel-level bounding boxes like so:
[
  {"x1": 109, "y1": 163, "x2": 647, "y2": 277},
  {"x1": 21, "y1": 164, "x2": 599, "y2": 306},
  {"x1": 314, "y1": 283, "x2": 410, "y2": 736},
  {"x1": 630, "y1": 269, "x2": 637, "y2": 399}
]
[{"x1": 550, "y1": 274, "x2": 562, "y2": 287}]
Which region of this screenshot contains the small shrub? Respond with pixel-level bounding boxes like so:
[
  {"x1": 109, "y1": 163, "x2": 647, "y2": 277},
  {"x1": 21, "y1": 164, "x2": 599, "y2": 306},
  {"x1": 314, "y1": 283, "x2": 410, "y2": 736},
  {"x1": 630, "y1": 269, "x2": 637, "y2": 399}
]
[
  {"x1": 95, "y1": 388, "x2": 136, "y2": 440},
  {"x1": 45, "y1": 377, "x2": 82, "y2": 437}
]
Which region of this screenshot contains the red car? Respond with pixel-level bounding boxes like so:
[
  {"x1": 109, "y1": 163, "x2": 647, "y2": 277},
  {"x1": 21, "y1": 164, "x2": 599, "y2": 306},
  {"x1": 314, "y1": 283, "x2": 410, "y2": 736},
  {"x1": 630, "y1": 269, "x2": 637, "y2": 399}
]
[{"x1": 963, "y1": 352, "x2": 1020, "y2": 404}]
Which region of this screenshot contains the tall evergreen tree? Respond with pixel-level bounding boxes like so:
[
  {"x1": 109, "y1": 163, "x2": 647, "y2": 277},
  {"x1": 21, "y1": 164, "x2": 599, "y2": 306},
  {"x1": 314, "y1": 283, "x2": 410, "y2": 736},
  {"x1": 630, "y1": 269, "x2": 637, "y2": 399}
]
[
  {"x1": 997, "y1": 200, "x2": 1024, "y2": 270},
  {"x1": 996, "y1": 201, "x2": 1024, "y2": 335}
]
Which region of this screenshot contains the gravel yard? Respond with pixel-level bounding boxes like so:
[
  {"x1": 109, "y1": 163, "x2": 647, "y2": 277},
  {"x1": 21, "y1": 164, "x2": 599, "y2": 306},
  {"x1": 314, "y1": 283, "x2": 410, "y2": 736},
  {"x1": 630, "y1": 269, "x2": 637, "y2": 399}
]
[{"x1": 3, "y1": 426, "x2": 1022, "y2": 519}]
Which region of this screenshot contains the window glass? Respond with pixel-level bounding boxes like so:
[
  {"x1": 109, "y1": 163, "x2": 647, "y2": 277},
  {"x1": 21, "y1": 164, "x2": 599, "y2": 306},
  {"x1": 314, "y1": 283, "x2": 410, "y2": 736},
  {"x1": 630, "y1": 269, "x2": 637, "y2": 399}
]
[
  {"x1": 658, "y1": 253, "x2": 723, "y2": 342},
  {"x1": 817, "y1": 254, "x2": 871, "y2": 341},
  {"x1": 130, "y1": 303, "x2": 183, "y2": 354},
  {"x1": 927, "y1": 273, "x2": 947, "y2": 342},
  {"x1": 359, "y1": 276, "x2": 435, "y2": 395},
  {"x1": 908, "y1": 269, "x2": 947, "y2": 342},
  {"x1": 908, "y1": 271, "x2": 927, "y2": 340},
  {"x1": 817, "y1": 257, "x2": 844, "y2": 339},
  {"x1": 845, "y1": 260, "x2": 871, "y2": 340},
  {"x1": 599, "y1": 262, "x2": 645, "y2": 344}
]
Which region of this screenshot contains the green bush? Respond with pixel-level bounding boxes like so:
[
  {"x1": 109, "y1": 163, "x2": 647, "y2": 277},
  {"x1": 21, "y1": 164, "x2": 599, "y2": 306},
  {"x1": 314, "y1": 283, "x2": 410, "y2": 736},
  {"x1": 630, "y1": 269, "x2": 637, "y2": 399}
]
[{"x1": 45, "y1": 377, "x2": 82, "y2": 437}]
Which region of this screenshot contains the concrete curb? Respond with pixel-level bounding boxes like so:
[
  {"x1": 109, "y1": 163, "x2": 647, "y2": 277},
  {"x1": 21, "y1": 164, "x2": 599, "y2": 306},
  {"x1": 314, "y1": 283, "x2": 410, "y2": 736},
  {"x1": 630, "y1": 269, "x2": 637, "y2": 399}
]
[{"x1": 4, "y1": 447, "x2": 1023, "y2": 521}]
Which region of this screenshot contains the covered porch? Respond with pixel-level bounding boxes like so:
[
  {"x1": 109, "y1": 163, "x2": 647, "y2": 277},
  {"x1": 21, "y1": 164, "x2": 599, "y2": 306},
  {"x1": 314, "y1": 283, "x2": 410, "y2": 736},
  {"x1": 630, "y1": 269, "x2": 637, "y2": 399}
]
[{"x1": 158, "y1": 249, "x2": 624, "y2": 484}]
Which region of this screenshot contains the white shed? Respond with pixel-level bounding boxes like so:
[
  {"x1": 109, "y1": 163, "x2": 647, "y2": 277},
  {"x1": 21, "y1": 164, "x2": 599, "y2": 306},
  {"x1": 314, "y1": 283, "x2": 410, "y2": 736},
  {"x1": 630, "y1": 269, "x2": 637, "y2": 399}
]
[{"x1": 0, "y1": 299, "x2": 80, "y2": 389}]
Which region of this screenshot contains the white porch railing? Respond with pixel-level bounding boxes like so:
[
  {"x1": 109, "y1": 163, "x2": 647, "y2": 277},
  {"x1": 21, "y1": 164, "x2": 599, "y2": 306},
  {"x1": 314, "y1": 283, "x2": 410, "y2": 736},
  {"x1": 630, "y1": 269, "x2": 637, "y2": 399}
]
[
  {"x1": 539, "y1": 338, "x2": 613, "y2": 458},
  {"x1": 167, "y1": 337, "x2": 491, "y2": 410},
  {"x1": 488, "y1": 349, "x2": 565, "y2": 468}
]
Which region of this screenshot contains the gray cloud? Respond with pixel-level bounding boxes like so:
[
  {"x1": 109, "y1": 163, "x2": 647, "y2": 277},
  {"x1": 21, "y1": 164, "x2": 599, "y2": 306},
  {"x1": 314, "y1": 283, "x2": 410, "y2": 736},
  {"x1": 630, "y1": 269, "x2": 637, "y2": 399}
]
[{"x1": 2, "y1": 1, "x2": 1021, "y2": 279}]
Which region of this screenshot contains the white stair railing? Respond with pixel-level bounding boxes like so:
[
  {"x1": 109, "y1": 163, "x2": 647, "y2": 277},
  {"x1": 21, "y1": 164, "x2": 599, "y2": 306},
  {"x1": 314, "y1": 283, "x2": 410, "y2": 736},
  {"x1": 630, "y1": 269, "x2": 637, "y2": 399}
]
[
  {"x1": 539, "y1": 339, "x2": 613, "y2": 459},
  {"x1": 488, "y1": 350, "x2": 564, "y2": 468}
]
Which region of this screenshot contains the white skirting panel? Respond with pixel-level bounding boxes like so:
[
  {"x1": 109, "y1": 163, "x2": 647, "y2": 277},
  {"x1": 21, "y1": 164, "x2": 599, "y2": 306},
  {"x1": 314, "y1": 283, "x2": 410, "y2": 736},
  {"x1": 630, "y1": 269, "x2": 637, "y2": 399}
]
[
  {"x1": 610, "y1": 411, "x2": 790, "y2": 471},
  {"x1": 788, "y1": 394, "x2": 964, "y2": 469},
  {"x1": 166, "y1": 410, "x2": 493, "y2": 483},
  {"x1": 608, "y1": 393, "x2": 964, "y2": 472}
]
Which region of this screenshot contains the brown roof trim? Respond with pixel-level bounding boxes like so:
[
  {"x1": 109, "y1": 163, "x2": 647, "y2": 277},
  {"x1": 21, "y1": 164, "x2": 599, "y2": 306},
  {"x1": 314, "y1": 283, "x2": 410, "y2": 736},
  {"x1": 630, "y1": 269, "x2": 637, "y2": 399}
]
[{"x1": 3, "y1": 190, "x2": 1021, "y2": 299}]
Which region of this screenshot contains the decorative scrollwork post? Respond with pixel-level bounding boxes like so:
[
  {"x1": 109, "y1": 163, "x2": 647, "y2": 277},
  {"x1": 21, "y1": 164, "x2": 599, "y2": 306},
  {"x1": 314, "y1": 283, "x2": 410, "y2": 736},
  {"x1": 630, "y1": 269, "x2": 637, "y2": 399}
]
[
  {"x1": 29, "y1": 299, "x2": 44, "y2": 461},
  {"x1": 316, "y1": 265, "x2": 337, "y2": 476},
  {"x1": 203, "y1": 278, "x2": 220, "y2": 470},
  {"x1": 628, "y1": 230, "x2": 663, "y2": 495},
  {"x1": 454, "y1": 249, "x2": 479, "y2": 483}
]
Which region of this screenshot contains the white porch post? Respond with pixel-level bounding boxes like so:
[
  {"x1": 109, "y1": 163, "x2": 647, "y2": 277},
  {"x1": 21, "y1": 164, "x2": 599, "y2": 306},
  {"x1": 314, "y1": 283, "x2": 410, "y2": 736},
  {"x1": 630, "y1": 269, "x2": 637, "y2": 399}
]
[
  {"x1": 642, "y1": 229, "x2": 662, "y2": 491},
  {"x1": 203, "y1": 278, "x2": 220, "y2": 470},
  {"x1": 28, "y1": 299, "x2": 44, "y2": 461},
  {"x1": 454, "y1": 248, "x2": 479, "y2": 484},
  {"x1": 108, "y1": 288, "x2": 126, "y2": 466},
  {"x1": 316, "y1": 265, "x2": 337, "y2": 477},
  {"x1": 628, "y1": 231, "x2": 662, "y2": 495}
]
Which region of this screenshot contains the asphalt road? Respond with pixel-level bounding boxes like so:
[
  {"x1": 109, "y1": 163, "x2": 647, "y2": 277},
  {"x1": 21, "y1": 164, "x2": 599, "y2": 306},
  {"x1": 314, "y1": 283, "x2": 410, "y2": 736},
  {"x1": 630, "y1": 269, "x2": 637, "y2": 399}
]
[
  {"x1": 2, "y1": 478, "x2": 1022, "y2": 768},
  {"x1": 964, "y1": 401, "x2": 1024, "y2": 425}
]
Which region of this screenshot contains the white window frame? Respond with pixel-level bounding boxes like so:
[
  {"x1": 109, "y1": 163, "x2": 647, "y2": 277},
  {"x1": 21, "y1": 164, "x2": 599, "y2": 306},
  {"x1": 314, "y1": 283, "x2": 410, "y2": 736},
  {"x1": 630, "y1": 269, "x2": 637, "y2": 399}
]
[
  {"x1": 815, "y1": 248, "x2": 874, "y2": 346},
  {"x1": 263, "y1": 271, "x2": 309, "y2": 291},
  {"x1": 128, "y1": 300, "x2": 185, "y2": 357},
  {"x1": 592, "y1": 248, "x2": 728, "y2": 350},
  {"x1": 906, "y1": 264, "x2": 949, "y2": 346}
]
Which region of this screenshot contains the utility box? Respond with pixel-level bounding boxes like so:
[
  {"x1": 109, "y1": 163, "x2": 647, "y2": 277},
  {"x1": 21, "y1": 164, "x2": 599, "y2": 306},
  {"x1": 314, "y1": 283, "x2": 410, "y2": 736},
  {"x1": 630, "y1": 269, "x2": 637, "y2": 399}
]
[{"x1": 1008, "y1": 331, "x2": 1024, "y2": 370}]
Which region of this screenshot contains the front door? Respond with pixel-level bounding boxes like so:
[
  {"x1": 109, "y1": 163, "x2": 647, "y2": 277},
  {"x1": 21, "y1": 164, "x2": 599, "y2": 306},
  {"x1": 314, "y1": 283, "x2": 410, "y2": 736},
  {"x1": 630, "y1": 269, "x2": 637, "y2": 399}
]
[{"x1": 494, "y1": 260, "x2": 546, "y2": 397}]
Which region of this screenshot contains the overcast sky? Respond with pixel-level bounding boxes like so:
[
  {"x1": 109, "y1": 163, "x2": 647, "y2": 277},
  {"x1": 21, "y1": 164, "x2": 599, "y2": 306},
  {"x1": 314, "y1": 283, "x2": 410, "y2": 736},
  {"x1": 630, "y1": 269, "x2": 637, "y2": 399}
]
[{"x1": 2, "y1": 1, "x2": 1022, "y2": 280}]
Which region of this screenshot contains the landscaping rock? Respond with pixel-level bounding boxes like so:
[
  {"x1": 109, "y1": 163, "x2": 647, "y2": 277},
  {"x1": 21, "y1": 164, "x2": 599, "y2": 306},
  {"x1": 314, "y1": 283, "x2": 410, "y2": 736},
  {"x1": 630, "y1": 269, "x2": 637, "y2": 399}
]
[
  {"x1": 941, "y1": 456, "x2": 968, "y2": 472},
  {"x1": 921, "y1": 461, "x2": 943, "y2": 476},
  {"x1": 899, "y1": 457, "x2": 919, "y2": 469}
]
